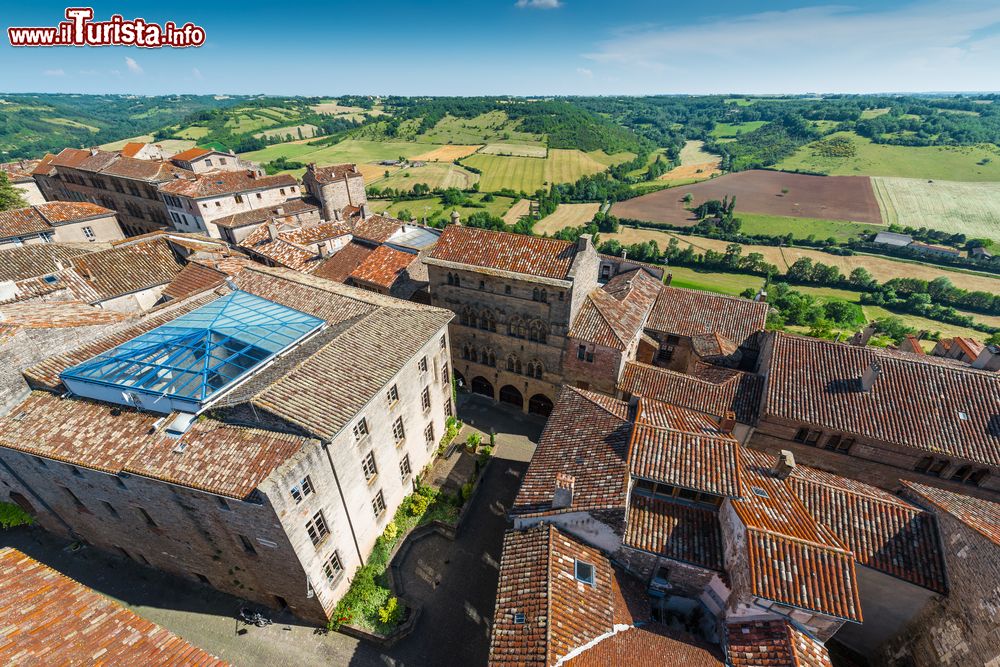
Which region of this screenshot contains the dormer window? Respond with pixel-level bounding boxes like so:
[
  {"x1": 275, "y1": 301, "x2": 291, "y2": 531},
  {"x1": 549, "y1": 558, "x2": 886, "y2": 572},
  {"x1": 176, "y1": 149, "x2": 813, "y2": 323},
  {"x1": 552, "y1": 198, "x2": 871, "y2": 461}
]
[
  {"x1": 575, "y1": 560, "x2": 595, "y2": 585},
  {"x1": 513, "y1": 612, "x2": 526, "y2": 625}
]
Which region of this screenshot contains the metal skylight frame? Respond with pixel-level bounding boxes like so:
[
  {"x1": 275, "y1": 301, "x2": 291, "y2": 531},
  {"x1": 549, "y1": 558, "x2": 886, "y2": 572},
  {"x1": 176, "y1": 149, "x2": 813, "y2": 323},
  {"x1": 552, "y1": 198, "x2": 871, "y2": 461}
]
[{"x1": 60, "y1": 290, "x2": 324, "y2": 413}]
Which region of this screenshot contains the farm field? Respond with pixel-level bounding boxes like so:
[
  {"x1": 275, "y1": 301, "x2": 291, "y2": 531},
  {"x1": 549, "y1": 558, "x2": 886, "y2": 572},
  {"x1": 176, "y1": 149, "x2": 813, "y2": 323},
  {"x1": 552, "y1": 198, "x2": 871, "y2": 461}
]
[
  {"x1": 412, "y1": 145, "x2": 483, "y2": 161},
  {"x1": 534, "y1": 203, "x2": 601, "y2": 235},
  {"x1": 175, "y1": 125, "x2": 210, "y2": 140},
  {"x1": 479, "y1": 143, "x2": 547, "y2": 158},
  {"x1": 658, "y1": 140, "x2": 722, "y2": 184},
  {"x1": 100, "y1": 135, "x2": 196, "y2": 153},
  {"x1": 737, "y1": 213, "x2": 880, "y2": 243},
  {"x1": 503, "y1": 199, "x2": 532, "y2": 225},
  {"x1": 371, "y1": 162, "x2": 479, "y2": 190},
  {"x1": 255, "y1": 124, "x2": 319, "y2": 140},
  {"x1": 311, "y1": 100, "x2": 384, "y2": 118},
  {"x1": 368, "y1": 193, "x2": 515, "y2": 223},
  {"x1": 607, "y1": 227, "x2": 1000, "y2": 295},
  {"x1": 709, "y1": 121, "x2": 767, "y2": 138},
  {"x1": 612, "y1": 170, "x2": 883, "y2": 226},
  {"x1": 872, "y1": 177, "x2": 1000, "y2": 243},
  {"x1": 776, "y1": 131, "x2": 1000, "y2": 181},
  {"x1": 43, "y1": 117, "x2": 99, "y2": 133},
  {"x1": 241, "y1": 138, "x2": 442, "y2": 167},
  {"x1": 418, "y1": 111, "x2": 542, "y2": 146},
  {"x1": 462, "y1": 149, "x2": 625, "y2": 192}
]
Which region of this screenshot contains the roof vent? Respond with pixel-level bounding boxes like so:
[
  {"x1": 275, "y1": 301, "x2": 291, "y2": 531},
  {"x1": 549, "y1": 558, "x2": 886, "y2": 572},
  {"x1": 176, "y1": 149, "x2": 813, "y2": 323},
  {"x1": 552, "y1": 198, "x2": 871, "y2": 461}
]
[
  {"x1": 751, "y1": 486, "x2": 770, "y2": 498},
  {"x1": 165, "y1": 412, "x2": 196, "y2": 439},
  {"x1": 958, "y1": 411, "x2": 969, "y2": 421}
]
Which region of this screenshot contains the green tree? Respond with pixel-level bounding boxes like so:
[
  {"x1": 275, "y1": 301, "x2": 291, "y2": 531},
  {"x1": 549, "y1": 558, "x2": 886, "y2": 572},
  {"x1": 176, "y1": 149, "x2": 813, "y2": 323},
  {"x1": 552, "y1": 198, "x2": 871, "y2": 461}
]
[{"x1": 0, "y1": 173, "x2": 27, "y2": 211}]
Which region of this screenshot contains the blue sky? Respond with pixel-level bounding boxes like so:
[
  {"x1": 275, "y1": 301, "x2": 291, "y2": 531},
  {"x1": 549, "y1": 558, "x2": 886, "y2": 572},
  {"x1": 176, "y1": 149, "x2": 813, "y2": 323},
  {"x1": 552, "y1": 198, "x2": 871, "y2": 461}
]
[{"x1": 2, "y1": 0, "x2": 999, "y2": 95}]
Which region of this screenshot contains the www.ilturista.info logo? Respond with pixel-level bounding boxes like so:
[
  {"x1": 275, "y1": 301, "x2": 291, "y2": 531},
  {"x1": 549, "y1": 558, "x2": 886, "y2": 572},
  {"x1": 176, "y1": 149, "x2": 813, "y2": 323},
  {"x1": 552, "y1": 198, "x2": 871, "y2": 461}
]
[{"x1": 8, "y1": 7, "x2": 205, "y2": 48}]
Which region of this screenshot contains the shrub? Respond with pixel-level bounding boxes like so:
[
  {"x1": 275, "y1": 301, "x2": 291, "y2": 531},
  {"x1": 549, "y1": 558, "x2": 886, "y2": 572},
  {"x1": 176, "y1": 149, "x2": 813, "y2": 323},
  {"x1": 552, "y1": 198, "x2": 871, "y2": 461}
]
[
  {"x1": 461, "y1": 482, "x2": 474, "y2": 502},
  {"x1": 382, "y1": 521, "x2": 399, "y2": 542},
  {"x1": 0, "y1": 502, "x2": 33, "y2": 529},
  {"x1": 378, "y1": 597, "x2": 404, "y2": 625},
  {"x1": 466, "y1": 432, "x2": 482, "y2": 449},
  {"x1": 408, "y1": 494, "x2": 430, "y2": 517}
]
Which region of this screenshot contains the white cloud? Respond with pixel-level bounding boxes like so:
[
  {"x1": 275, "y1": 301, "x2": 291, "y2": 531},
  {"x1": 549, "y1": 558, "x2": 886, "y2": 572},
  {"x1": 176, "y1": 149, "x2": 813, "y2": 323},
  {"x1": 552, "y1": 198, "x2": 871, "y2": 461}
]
[
  {"x1": 192, "y1": 67, "x2": 203, "y2": 80},
  {"x1": 583, "y1": 1, "x2": 1000, "y2": 93},
  {"x1": 43, "y1": 69, "x2": 65, "y2": 76},
  {"x1": 125, "y1": 57, "x2": 143, "y2": 74},
  {"x1": 515, "y1": 0, "x2": 562, "y2": 9},
  {"x1": 576, "y1": 67, "x2": 593, "y2": 77},
  {"x1": 79, "y1": 69, "x2": 98, "y2": 76}
]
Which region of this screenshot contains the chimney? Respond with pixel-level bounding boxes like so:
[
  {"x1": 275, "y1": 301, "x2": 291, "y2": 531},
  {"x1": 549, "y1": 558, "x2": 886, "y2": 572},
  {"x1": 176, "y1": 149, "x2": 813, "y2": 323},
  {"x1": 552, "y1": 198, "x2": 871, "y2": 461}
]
[
  {"x1": 621, "y1": 247, "x2": 628, "y2": 260},
  {"x1": 318, "y1": 244, "x2": 332, "y2": 259},
  {"x1": 771, "y1": 450, "x2": 796, "y2": 480},
  {"x1": 89, "y1": 147, "x2": 98, "y2": 156},
  {"x1": 266, "y1": 223, "x2": 278, "y2": 241},
  {"x1": 577, "y1": 233, "x2": 592, "y2": 252},
  {"x1": 360, "y1": 203, "x2": 370, "y2": 219},
  {"x1": 719, "y1": 411, "x2": 736, "y2": 433},
  {"x1": 851, "y1": 322, "x2": 877, "y2": 347},
  {"x1": 274, "y1": 206, "x2": 284, "y2": 216},
  {"x1": 247, "y1": 169, "x2": 257, "y2": 179},
  {"x1": 54, "y1": 259, "x2": 65, "y2": 271},
  {"x1": 552, "y1": 473, "x2": 575, "y2": 510},
  {"x1": 333, "y1": 208, "x2": 342, "y2": 222},
  {"x1": 972, "y1": 345, "x2": 1000, "y2": 371},
  {"x1": 307, "y1": 162, "x2": 316, "y2": 172},
  {"x1": 665, "y1": 273, "x2": 673, "y2": 286},
  {"x1": 755, "y1": 288, "x2": 767, "y2": 303},
  {"x1": 860, "y1": 360, "x2": 882, "y2": 392},
  {"x1": 451, "y1": 210, "x2": 461, "y2": 226}
]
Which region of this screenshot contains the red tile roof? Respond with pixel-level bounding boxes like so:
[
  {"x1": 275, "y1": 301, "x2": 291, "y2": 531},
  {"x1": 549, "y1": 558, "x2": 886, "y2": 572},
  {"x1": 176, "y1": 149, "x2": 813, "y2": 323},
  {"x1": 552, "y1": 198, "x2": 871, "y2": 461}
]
[
  {"x1": 513, "y1": 387, "x2": 632, "y2": 517},
  {"x1": 0, "y1": 391, "x2": 308, "y2": 500},
  {"x1": 732, "y1": 450, "x2": 862, "y2": 622},
  {"x1": 563, "y1": 624, "x2": 724, "y2": 666},
  {"x1": 629, "y1": 400, "x2": 743, "y2": 498},
  {"x1": 429, "y1": 225, "x2": 578, "y2": 280},
  {"x1": 35, "y1": 201, "x2": 114, "y2": 224},
  {"x1": 0, "y1": 207, "x2": 50, "y2": 239},
  {"x1": 0, "y1": 548, "x2": 228, "y2": 666},
  {"x1": 619, "y1": 361, "x2": 763, "y2": 425},
  {"x1": 308, "y1": 163, "x2": 361, "y2": 184},
  {"x1": 0, "y1": 159, "x2": 41, "y2": 183},
  {"x1": 161, "y1": 261, "x2": 228, "y2": 301},
  {"x1": 159, "y1": 170, "x2": 297, "y2": 198},
  {"x1": 48, "y1": 148, "x2": 193, "y2": 183},
  {"x1": 0, "y1": 202, "x2": 114, "y2": 239},
  {"x1": 119, "y1": 141, "x2": 147, "y2": 158},
  {"x1": 351, "y1": 214, "x2": 403, "y2": 244},
  {"x1": 239, "y1": 221, "x2": 350, "y2": 271},
  {"x1": 69, "y1": 237, "x2": 184, "y2": 301},
  {"x1": 349, "y1": 245, "x2": 417, "y2": 289},
  {"x1": 212, "y1": 198, "x2": 318, "y2": 228},
  {"x1": 624, "y1": 494, "x2": 724, "y2": 570},
  {"x1": 647, "y1": 286, "x2": 768, "y2": 345},
  {"x1": 726, "y1": 620, "x2": 833, "y2": 667},
  {"x1": 763, "y1": 332, "x2": 1000, "y2": 467},
  {"x1": 569, "y1": 270, "x2": 661, "y2": 350},
  {"x1": 0, "y1": 301, "x2": 129, "y2": 330},
  {"x1": 312, "y1": 240, "x2": 375, "y2": 283},
  {"x1": 170, "y1": 147, "x2": 212, "y2": 162},
  {"x1": 790, "y1": 467, "x2": 947, "y2": 593},
  {"x1": 0, "y1": 244, "x2": 94, "y2": 282},
  {"x1": 902, "y1": 480, "x2": 1000, "y2": 546}
]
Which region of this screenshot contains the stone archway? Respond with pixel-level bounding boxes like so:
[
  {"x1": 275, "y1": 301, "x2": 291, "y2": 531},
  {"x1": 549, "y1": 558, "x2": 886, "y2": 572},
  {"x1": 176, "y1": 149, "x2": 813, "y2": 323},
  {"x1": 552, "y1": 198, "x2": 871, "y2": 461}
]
[
  {"x1": 528, "y1": 393, "x2": 554, "y2": 417},
  {"x1": 498, "y1": 385, "x2": 524, "y2": 410},
  {"x1": 471, "y1": 376, "x2": 495, "y2": 399},
  {"x1": 8, "y1": 492, "x2": 35, "y2": 516}
]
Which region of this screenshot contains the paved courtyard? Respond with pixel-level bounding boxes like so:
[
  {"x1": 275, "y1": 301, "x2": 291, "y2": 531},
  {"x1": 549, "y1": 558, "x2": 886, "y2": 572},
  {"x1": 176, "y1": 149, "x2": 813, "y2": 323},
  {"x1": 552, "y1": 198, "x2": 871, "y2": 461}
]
[{"x1": 0, "y1": 393, "x2": 543, "y2": 667}]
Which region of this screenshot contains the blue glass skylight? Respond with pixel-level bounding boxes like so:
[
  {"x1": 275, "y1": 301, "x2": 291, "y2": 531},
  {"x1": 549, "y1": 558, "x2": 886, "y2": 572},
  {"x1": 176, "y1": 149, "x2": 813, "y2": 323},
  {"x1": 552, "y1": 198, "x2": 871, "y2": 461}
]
[{"x1": 60, "y1": 291, "x2": 324, "y2": 414}]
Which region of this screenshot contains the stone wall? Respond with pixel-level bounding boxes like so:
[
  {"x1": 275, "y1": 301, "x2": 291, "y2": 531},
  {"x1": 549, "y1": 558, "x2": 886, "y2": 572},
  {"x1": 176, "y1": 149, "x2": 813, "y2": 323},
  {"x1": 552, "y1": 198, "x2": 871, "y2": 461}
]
[
  {"x1": 303, "y1": 173, "x2": 366, "y2": 222},
  {"x1": 874, "y1": 498, "x2": 1000, "y2": 667},
  {"x1": 167, "y1": 185, "x2": 302, "y2": 239},
  {"x1": 52, "y1": 213, "x2": 124, "y2": 244},
  {"x1": 562, "y1": 337, "x2": 625, "y2": 395},
  {"x1": 36, "y1": 169, "x2": 169, "y2": 237}
]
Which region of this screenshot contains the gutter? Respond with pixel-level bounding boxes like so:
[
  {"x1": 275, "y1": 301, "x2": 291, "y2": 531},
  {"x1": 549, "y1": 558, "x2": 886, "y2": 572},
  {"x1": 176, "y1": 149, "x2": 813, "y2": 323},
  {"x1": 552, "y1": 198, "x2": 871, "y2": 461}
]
[{"x1": 322, "y1": 440, "x2": 364, "y2": 565}]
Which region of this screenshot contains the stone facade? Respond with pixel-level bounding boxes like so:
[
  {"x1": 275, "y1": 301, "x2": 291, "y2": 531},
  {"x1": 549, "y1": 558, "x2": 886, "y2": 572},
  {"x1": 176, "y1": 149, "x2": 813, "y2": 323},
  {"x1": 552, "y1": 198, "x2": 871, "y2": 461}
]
[
  {"x1": 162, "y1": 182, "x2": 302, "y2": 239},
  {"x1": 302, "y1": 166, "x2": 367, "y2": 222}
]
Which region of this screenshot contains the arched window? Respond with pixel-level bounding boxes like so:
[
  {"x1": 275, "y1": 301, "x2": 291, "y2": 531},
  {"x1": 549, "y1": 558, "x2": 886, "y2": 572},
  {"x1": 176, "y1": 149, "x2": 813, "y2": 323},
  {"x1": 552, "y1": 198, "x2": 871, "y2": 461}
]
[
  {"x1": 479, "y1": 310, "x2": 496, "y2": 332},
  {"x1": 460, "y1": 309, "x2": 471, "y2": 327},
  {"x1": 529, "y1": 321, "x2": 547, "y2": 344},
  {"x1": 454, "y1": 274, "x2": 461, "y2": 288},
  {"x1": 540, "y1": 289, "x2": 547, "y2": 303},
  {"x1": 508, "y1": 318, "x2": 517, "y2": 336},
  {"x1": 447, "y1": 273, "x2": 454, "y2": 286},
  {"x1": 488, "y1": 350, "x2": 497, "y2": 367},
  {"x1": 518, "y1": 322, "x2": 527, "y2": 339},
  {"x1": 507, "y1": 356, "x2": 515, "y2": 372},
  {"x1": 462, "y1": 345, "x2": 470, "y2": 360},
  {"x1": 531, "y1": 360, "x2": 544, "y2": 379},
  {"x1": 507, "y1": 355, "x2": 521, "y2": 374},
  {"x1": 470, "y1": 347, "x2": 478, "y2": 363},
  {"x1": 532, "y1": 288, "x2": 540, "y2": 301}
]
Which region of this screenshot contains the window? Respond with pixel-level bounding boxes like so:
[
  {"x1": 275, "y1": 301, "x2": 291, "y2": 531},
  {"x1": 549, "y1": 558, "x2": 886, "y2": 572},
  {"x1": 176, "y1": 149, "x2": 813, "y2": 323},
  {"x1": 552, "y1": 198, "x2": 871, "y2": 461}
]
[
  {"x1": 215, "y1": 201, "x2": 221, "y2": 207},
  {"x1": 220, "y1": 158, "x2": 227, "y2": 165},
  {"x1": 393, "y1": 417, "x2": 406, "y2": 442},
  {"x1": 578, "y1": 344, "x2": 587, "y2": 360},
  {"x1": 425, "y1": 423, "x2": 435, "y2": 447},
  {"x1": 323, "y1": 551, "x2": 344, "y2": 583},
  {"x1": 205, "y1": 159, "x2": 213, "y2": 167},
  {"x1": 362, "y1": 451, "x2": 378, "y2": 481},
  {"x1": 928, "y1": 459, "x2": 949, "y2": 476},
  {"x1": 239, "y1": 534, "x2": 257, "y2": 555},
  {"x1": 575, "y1": 560, "x2": 595, "y2": 585},
  {"x1": 447, "y1": 273, "x2": 454, "y2": 286},
  {"x1": 234, "y1": 194, "x2": 244, "y2": 204},
  {"x1": 540, "y1": 289, "x2": 547, "y2": 303},
  {"x1": 279, "y1": 188, "x2": 286, "y2": 195},
  {"x1": 421, "y1": 387, "x2": 431, "y2": 412},
  {"x1": 440, "y1": 335, "x2": 447, "y2": 349},
  {"x1": 444, "y1": 398, "x2": 452, "y2": 417},
  {"x1": 441, "y1": 362, "x2": 449, "y2": 385},
  {"x1": 804, "y1": 430, "x2": 821, "y2": 445},
  {"x1": 400, "y1": 455, "x2": 412, "y2": 481},
  {"x1": 418, "y1": 356, "x2": 428, "y2": 373},
  {"x1": 290, "y1": 476, "x2": 314, "y2": 503},
  {"x1": 137, "y1": 507, "x2": 157, "y2": 527},
  {"x1": 82, "y1": 226, "x2": 95, "y2": 241},
  {"x1": 101, "y1": 500, "x2": 118, "y2": 517},
  {"x1": 794, "y1": 428, "x2": 809, "y2": 443},
  {"x1": 306, "y1": 511, "x2": 330, "y2": 545},
  {"x1": 372, "y1": 490, "x2": 386, "y2": 517},
  {"x1": 505, "y1": 285, "x2": 511, "y2": 295},
  {"x1": 256, "y1": 192, "x2": 262, "y2": 199},
  {"x1": 387, "y1": 384, "x2": 399, "y2": 404},
  {"x1": 479, "y1": 280, "x2": 485, "y2": 290},
  {"x1": 353, "y1": 417, "x2": 370, "y2": 441}
]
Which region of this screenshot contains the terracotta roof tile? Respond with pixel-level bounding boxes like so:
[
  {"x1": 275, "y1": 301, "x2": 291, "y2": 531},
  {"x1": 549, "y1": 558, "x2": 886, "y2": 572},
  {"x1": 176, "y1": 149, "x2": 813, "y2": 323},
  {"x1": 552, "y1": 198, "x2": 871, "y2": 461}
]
[
  {"x1": 170, "y1": 147, "x2": 212, "y2": 162},
  {"x1": 159, "y1": 170, "x2": 296, "y2": 198},
  {"x1": 0, "y1": 244, "x2": 94, "y2": 282},
  {"x1": 161, "y1": 261, "x2": 228, "y2": 301},
  {"x1": 513, "y1": 387, "x2": 631, "y2": 517},
  {"x1": 0, "y1": 301, "x2": 129, "y2": 329},
  {"x1": 119, "y1": 141, "x2": 148, "y2": 158},
  {"x1": 0, "y1": 159, "x2": 41, "y2": 183},
  {"x1": 564, "y1": 624, "x2": 724, "y2": 667},
  {"x1": 763, "y1": 332, "x2": 1000, "y2": 466},
  {"x1": 902, "y1": 480, "x2": 1000, "y2": 546},
  {"x1": 68, "y1": 237, "x2": 183, "y2": 301},
  {"x1": 212, "y1": 199, "x2": 317, "y2": 229},
  {"x1": 308, "y1": 163, "x2": 361, "y2": 183},
  {"x1": 0, "y1": 548, "x2": 228, "y2": 666},
  {"x1": 35, "y1": 201, "x2": 114, "y2": 224},
  {"x1": 569, "y1": 270, "x2": 661, "y2": 350},
  {"x1": 619, "y1": 361, "x2": 763, "y2": 424},
  {"x1": 349, "y1": 245, "x2": 417, "y2": 289},
  {"x1": 647, "y1": 286, "x2": 768, "y2": 345},
  {"x1": 312, "y1": 240, "x2": 375, "y2": 283},
  {"x1": 726, "y1": 620, "x2": 832, "y2": 667},
  {"x1": 624, "y1": 494, "x2": 724, "y2": 570},
  {"x1": 429, "y1": 225, "x2": 577, "y2": 280},
  {"x1": 351, "y1": 214, "x2": 403, "y2": 244},
  {"x1": 0, "y1": 207, "x2": 49, "y2": 239},
  {"x1": 239, "y1": 221, "x2": 350, "y2": 271}
]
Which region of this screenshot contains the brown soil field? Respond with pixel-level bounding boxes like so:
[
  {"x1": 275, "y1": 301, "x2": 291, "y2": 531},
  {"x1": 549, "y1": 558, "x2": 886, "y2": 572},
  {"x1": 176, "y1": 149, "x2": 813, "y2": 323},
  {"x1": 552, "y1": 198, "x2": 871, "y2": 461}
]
[
  {"x1": 356, "y1": 163, "x2": 399, "y2": 183},
  {"x1": 608, "y1": 227, "x2": 1000, "y2": 294},
  {"x1": 534, "y1": 203, "x2": 601, "y2": 234},
  {"x1": 612, "y1": 170, "x2": 883, "y2": 226},
  {"x1": 503, "y1": 199, "x2": 532, "y2": 225},
  {"x1": 658, "y1": 162, "x2": 723, "y2": 182},
  {"x1": 412, "y1": 145, "x2": 483, "y2": 161}
]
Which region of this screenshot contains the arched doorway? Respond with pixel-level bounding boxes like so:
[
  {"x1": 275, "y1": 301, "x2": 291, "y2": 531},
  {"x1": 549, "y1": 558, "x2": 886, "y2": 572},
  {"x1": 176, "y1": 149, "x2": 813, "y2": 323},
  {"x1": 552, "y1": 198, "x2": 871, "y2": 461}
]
[
  {"x1": 498, "y1": 385, "x2": 524, "y2": 409},
  {"x1": 528, "y1": 394, "x2": 554, "y2": 417},
  {"x1": 471, "y1": 376, "x2": 494, "y2": 399}
]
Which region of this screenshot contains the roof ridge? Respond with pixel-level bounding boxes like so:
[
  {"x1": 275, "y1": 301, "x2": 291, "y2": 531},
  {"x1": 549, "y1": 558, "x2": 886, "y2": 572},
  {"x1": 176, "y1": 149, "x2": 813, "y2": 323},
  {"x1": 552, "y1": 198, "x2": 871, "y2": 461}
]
[
  {"x1": 588, "y1": 290, "x2": 629, "y2": 347},
  {"x1": 545, "y1": 523, "x2": 555, "y2": 666},
  {"x1": 791, "y1": 468, "x2": 918, "y2": 510},
  {"x1": 566, "y1": 385, "x2": 629, "y2": 422},
  {"x1": 746, "y1": 524, "x2": 854, "y2": 556}
]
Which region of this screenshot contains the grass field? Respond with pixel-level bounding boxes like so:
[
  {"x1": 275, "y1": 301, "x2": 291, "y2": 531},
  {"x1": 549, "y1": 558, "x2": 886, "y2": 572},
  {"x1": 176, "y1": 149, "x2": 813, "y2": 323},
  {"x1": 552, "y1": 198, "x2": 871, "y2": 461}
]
[
  {"x1": 255, "y1": 124, "x2": 319, "y2": 140},
  {"x1": 241, "y1": 138, "x2": 442, "y2": 167},
  {"x1": 175, "y1": 125, "x2": 210, "y2": 140},
  {"x1": 872, "y1": 177, "x2": 1000, "y2": 243},
  {"x1": 369, "y1": 193, "x2": 515, "y2": 223},
  {"x1": 43, "y1": 117, "x2": 99, "y2": 133},
  {"x1": 311, "y1": 100, "x2": 384, "y2": 117},
  {"x1": 658, "y1": 140, "x2": 722, "y2": 184},
  {"x1": 737, "y1": 213, "x2": 881, "y2": 243},
  {"x1": 776, "y1": 131, "x2": 1000, "y2": 181},
  {"x1": 479, "y1": 143, "x2": 547, "y2": 158},
  {"x1": 418, "y1": 111, "x2": 542, "y2": 146},
  {"x1": 372, "y1": 162, "x2": 479, "y2": 190},
  {"x1": 100, "y1": 135, "x2": 196, "y2": 153},
  {"x1": 534, "y1": 203, "x2": 601, "y2": 235},
  {"x1": 607, "y1": 227, "x2": 1000, "y2": 295},
  {"x1": 860, "y1": 108, "x2": 890, "y2": 119},
  {"x1": 462, "y1": 149, "x2": 624, "y2": 192},
  {"x1": 709, "y1": 121, "x2": 767, "y2": 138},
  {"x1": 412, "y1": 145, "x2": 483, "y2": 161}
]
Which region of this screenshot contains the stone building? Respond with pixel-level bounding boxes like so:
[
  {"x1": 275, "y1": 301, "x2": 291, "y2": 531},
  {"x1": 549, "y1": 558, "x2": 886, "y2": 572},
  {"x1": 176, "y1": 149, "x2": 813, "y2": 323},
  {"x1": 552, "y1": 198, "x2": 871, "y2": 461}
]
[
  {"x1": 424, "y1": 225, "x2": 601, "y2": 416},
  {"x1": 159, "y1": 168, "x2": 301, "y2": 239},
  {"x1": 752, "y1": 332, "x2": 1000, "y2": 499},
  {"x1": 32, "y1": 148, "x2": 194, "y2": 237},
  {"x1": 167, "y1": 147, "x2": 255, "y2": 174},
  {"x1": 0, "y1": 547, "x2": 226, "y2": 665},
  {"x1": 302, "y1": 163, "x2": 367, "y2": 222},
  {"x1": 0, "y1": 159, "x2": 45, "y2": 205},
  {"x1": 239, "y1": 220, "x2": 351, "y2": 271},
  {"x1": 875, "y1": 482, "x2": 1000, "y2": 667},
  {"x1": 212, "y1": 199, "x2": 321, "y2": 245},
  {"x1": 0, "y1": 266, "x2": 454, "y2": 624},
  {"x1": 0, "y1": 201, "x2": 123, "y2": 249}
]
